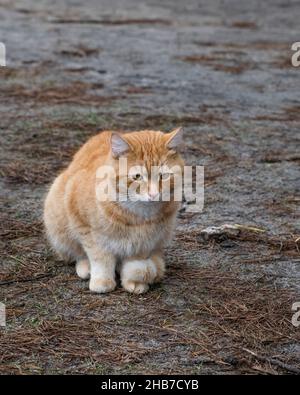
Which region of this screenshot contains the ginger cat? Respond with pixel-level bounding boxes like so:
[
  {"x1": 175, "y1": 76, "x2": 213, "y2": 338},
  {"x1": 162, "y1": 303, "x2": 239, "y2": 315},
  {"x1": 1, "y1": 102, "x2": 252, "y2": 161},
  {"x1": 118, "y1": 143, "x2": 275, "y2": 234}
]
[{"x1": 44, "y1": 128, "x2": 184, "y2": 294}]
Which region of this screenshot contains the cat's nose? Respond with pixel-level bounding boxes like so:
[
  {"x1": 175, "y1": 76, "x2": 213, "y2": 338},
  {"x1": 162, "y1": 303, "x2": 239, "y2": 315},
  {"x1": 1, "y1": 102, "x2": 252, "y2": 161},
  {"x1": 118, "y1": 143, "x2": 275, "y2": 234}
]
[
  {"x1": 148, "y1": 183, "x2": 160, "y2": 201},
  {"x1": 148, "y1": 184, "x2": 159, "y2": 201}
]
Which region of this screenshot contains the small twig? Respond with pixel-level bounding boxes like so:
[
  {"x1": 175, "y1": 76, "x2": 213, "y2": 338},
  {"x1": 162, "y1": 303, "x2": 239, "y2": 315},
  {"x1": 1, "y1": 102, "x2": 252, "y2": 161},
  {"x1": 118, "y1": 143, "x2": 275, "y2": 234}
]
[
  {"x1": 243, "y1": 348, "x2": 300, "y2": 374},
  {"x1": 0, "y1": 273, "x2": 54, "y2": 286}
]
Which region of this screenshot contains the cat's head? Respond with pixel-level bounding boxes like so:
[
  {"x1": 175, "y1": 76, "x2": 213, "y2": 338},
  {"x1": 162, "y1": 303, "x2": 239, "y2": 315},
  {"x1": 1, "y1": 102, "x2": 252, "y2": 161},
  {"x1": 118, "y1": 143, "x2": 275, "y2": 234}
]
[{"x1": 110, "y1": 128, "x2": 184, "y2": 203}]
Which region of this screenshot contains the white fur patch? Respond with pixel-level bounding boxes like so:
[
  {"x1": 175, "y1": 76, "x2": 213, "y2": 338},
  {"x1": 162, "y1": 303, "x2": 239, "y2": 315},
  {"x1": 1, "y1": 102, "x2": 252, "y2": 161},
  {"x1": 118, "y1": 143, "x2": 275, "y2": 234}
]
[
  {"x1": 121, "y1": 258, "x2": 157, "y2": 284},
  {"x1": 76, "y1": 259, "x2": 90, "y2": 280}
]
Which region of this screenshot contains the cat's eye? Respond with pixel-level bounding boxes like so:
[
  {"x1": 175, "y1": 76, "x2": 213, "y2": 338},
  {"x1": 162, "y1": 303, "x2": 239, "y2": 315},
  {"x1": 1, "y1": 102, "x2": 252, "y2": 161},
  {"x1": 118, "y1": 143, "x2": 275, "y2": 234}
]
[
  {"x1": 133, "y1": 173, "x2": 143, "y2": 181},
  {"x1": 160, "y1": 172, "x2": 171, "y2": 180}
]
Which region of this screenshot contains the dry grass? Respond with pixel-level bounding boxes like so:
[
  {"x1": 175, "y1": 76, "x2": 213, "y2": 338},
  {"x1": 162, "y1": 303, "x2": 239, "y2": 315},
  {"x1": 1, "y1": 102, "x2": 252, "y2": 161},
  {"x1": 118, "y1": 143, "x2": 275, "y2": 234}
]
[
  {"x1": 0, "y1": 161, "x2": 61, "y2": 185},
  {"x1": 1, "y1": 215, "x2": 299, "y2": 374},
  {"x1": 176, "y1": 55, "x2": 253, "y2": 74},
  {"x1": 1, "y1": 257, "x2": 299, "y2": 374},
  {"x1": 252, "y1": 106, "x2": 300, "y2": 123},
  {"x1": 230, "y1": 21, "x2": 258, "y2": 30},
  {"x1": 194, "y1": 41, "x2": 290, "y2": 51},
  {"x1": 0, "y1": 216, "x2": 42, "y2": 242},
  {"x1": 56, "y1": 45, "x2": 100, "y2": 58},
  {"x1": 144, "y1": 113, "x2": 228, "y2": 126},
  {"x1": 0, "y1": 81, "x2": 120, "y2": 106}
]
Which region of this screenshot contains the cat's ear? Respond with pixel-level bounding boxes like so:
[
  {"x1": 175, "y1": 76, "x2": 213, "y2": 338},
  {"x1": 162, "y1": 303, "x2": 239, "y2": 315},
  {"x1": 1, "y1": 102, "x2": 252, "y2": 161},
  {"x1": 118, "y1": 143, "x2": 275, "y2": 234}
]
[
  {"x1": 111, "y1": 133, "x2": 130, "y2": 158},
  {"x1": 166, "y1": 127, "x2": 184, "y2": 151}
]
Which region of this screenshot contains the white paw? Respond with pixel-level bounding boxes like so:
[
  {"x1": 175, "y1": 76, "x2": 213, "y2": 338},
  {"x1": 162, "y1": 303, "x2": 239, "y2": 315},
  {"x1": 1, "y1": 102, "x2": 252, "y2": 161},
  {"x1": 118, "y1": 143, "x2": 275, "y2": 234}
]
[
  {"x1": 89, "y1": 278, "x2": 116, "y2": 293},
  {"x1": 121, "y1": 258, "x2": 157, "y2": 294},
  {"x1": 76, "y1": 259, "x2": 90, "y2": 280},
  {"x1": 122, "y1": 280, "x2": 149, "y2": 294}
]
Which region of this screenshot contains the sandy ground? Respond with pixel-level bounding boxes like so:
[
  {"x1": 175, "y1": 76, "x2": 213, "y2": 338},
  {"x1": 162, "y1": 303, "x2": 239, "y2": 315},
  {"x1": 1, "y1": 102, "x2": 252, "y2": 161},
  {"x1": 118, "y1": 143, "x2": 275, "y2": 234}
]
[{"x1": 0, "y1": 0, "x2": 299, "y2": 374}]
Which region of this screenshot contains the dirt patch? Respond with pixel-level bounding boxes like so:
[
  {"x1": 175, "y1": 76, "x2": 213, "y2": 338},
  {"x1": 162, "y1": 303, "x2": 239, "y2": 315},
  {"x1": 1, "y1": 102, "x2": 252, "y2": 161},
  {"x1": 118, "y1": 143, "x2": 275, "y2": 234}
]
[
  {"x1": 176, "y1": 55, "x2": 254, "y2": 74},
  {"x1": 0, "y1": 161, "x2": 63, "y2": 185},
  {"x1": 263, "y1": 195, "x2": 300, "y2": 220},
  {"x1": 252, "y1": 106, "x2": 300, "y2": 123},
  {"x1": 0, "y1": 81, "x2": 120, "y2": 106},
  {"x1": 271, "y1": 56, "x2": 293, "y2": 69},
  {"x1": 144, "y1": 113, "x2": 229, "y2": 127},
  {"x1": 260, "y1": 153, "x2": 300, "y2": 163},
  {"x1": 55, "y1": 45, "x2": 101, "y2": 58},
  {"x1": 194, "y1": 41, "x2": 290, "y2": 51},
  {"x1": 230, "y1": 21, "x2": 258, "y2": 30},
  {"x1": 125, "y1": 86, "x2": 153, "y2": 95}
]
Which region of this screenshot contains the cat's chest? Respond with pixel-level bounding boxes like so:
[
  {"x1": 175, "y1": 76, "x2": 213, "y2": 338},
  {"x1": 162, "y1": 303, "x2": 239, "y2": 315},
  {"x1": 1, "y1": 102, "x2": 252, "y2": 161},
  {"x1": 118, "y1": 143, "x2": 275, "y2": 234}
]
[{"x1": 98, "y1": 221, "x2": 169, "y2": 258}]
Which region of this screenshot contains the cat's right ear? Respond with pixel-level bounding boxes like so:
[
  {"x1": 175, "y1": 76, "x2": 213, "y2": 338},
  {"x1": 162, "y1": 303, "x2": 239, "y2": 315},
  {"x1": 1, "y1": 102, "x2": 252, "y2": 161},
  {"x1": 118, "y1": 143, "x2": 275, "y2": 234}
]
[
  {"x1": 111, "y1": 133, "x2": 130, "y2": 158},
  {"x1": 165, "y1": 127, "x2": 184, "y2": 151}
]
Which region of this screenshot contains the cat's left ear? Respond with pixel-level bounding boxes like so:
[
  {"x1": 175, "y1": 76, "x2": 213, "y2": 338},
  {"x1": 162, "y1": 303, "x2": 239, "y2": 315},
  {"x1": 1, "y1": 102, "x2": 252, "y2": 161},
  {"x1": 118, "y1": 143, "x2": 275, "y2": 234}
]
[
  {"x1": 165, "y1": 127, "x2": 184, "y2": 151},
  {"x1": 111, "y1": 133, "x2": 130, "y2": 158}
]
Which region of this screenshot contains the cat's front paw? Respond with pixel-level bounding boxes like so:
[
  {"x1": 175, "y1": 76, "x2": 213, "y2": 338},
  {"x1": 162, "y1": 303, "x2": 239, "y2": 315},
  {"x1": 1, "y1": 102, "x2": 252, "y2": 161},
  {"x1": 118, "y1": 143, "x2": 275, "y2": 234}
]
[
  {"x1": 122, "y1": 280, "x2": 149, "y2": 294},
  {"x1": 89, "y1": 277, "x2": 116, "y2": 293},
  {"x1": 76, "y1": 258, "x2": 90, "y2": 280},
  {"x1": 121, "y1": 258, "x2": 157, "y2": 294}
]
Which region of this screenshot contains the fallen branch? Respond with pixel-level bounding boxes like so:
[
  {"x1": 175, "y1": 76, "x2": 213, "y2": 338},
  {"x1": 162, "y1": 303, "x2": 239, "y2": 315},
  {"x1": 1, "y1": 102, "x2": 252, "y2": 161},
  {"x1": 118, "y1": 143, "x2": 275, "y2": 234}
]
[{"x1": 200, "y1": 223, "x2": 300, "y2": 252}]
